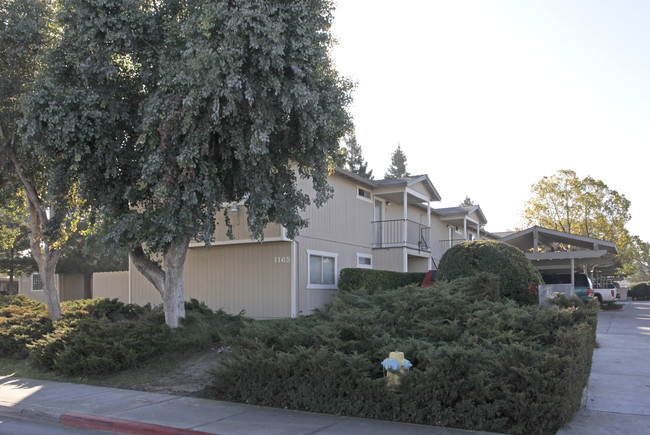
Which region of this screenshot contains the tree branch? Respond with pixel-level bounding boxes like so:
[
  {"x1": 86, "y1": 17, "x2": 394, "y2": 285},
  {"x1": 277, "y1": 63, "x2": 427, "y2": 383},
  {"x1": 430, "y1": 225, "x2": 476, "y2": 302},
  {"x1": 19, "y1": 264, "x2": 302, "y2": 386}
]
[{"x1": 129, "y1": 245, "x2": 165, "y2": 296}]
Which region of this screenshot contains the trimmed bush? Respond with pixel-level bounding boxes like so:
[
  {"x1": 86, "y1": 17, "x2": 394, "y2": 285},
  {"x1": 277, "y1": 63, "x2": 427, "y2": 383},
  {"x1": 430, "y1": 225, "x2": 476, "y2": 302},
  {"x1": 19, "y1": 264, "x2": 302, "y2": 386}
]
[
  {"x1": 338, "y1": 268, "x2": 426, "y2": 293},
  {"x1": 629, "y1": 282, "x2": 650, "y2": 300},
  {"x1": 0, "y1": 295, "x2": 53, "y2": 358},
  {"x1": 207, "y1": 275, "x2": 597, "y2": 434},
  {"x1": 0, "y1": 295, "x2": 245, "y2": 376},
  {"x1": 436, "y1": 240, "x2": 543, "y2": 305}
]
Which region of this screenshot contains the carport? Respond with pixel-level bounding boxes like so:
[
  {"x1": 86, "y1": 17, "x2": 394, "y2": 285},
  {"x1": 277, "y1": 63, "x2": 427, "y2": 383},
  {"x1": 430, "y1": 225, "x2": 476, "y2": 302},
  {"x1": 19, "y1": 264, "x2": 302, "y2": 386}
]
[{"x1": 499, "y1": 226, "x2": 619, "y2": 286}]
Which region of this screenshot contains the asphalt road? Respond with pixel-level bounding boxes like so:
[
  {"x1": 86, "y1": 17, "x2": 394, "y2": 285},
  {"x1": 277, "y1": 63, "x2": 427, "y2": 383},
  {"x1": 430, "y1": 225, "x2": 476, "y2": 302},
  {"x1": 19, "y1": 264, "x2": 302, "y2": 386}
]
[{"x1": 0, "y1": 415, "x2": 111, "y2": 435}]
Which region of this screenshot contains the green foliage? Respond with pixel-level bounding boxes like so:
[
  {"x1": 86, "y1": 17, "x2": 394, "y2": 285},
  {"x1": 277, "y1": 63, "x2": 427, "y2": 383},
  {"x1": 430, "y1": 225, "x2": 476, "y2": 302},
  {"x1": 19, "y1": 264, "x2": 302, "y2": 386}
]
[
  {"x1": 338, "y1": 268, "x2": 426, "y2": 294},
  {"x1": 522, "y1": 169, "x2": 644, "y2": 276},
  {"x1": 344, "y1": 133, "x2": 373, "y2": 179},
  {"x1": 384, "y1": 144, "x2": 410, "y2": 179},
  {"x1": 436, "y1": 240, "x2": 543, "y2": 305},
  {"x1": 0, "y1": 184, "x2": 37, "y2": 292},
  {"x1": 629, "y1": 282, "x2": 650, "y2": 300},
  {"x1": 0, "y1": 295, "x2": 52, "y2": 358},
  {"x1": 1, "y1": 295, "x2": 245, "y2": 376},
  {"x1": 207, "y1": 278, "x2": 598, "y2": 434},
  {"x1": 22, "y1": 0, "x2": 352, "y2": 327}
]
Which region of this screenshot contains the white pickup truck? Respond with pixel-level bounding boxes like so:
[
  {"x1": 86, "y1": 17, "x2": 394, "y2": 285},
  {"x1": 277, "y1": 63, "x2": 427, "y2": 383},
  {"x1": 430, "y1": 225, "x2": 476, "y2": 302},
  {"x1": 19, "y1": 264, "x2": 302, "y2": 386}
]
[{"x1": 593, "y1": 283, "x2": 618, "y2": 303}]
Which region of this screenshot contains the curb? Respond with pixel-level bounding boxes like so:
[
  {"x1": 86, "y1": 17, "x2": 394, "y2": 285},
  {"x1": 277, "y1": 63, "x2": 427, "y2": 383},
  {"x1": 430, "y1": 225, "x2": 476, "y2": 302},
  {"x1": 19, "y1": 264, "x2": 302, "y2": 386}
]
[
  {"x1": 60, "y1": 412, "x2": 218, "y2": 435},
  {"x1": 0, "y1": 404, "x2": 62, "y2": 425}
]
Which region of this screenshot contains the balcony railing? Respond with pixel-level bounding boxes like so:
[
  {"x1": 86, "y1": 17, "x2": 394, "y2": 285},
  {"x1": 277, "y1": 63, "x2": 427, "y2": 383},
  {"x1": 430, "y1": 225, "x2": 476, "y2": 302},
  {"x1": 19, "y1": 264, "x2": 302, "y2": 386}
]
[
  {"x1": 439, "y1": 238, "x2": 472, "y2": 253},
  {"x1": 372, "y1": 219, "x2": 431, "y2": 252}
]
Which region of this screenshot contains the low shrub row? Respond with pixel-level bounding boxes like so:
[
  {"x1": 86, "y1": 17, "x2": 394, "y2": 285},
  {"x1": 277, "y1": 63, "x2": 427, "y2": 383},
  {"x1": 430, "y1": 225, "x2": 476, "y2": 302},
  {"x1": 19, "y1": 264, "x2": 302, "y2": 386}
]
[
  {"x1": 338, "y1": 268, "x2": 426, "y2": 293},
  {"x1": 0, "y1": 296, "x2": 246, "y2": 376},
  {"x1": 206, "y1": 275, "x2": 597, "y2": 434},
  {"x1": 629, "y1": 282, "x2": 650, "y2": 300}
]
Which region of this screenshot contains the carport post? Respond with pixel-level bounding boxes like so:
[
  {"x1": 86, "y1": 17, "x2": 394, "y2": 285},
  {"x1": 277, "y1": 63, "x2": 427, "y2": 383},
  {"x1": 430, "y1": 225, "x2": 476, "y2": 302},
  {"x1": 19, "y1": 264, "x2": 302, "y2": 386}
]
[{"x1": 571, "y1": 258, "x2": 575, "y2": 288}]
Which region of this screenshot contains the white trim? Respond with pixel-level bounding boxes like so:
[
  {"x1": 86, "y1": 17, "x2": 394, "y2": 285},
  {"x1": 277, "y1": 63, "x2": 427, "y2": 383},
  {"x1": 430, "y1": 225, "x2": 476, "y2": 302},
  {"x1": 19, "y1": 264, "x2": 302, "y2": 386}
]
[
  {"x1": 291, "y1": 241, "x2": 297, "y2": 318},
  {"x1": 128, "y1": 258, "x2": 132, "y2": 304},
  {"x1": 356, "y1": 253, "x2": 373, "y2": 269},
  {"x1": 31, "y1": 273, "x2": 44, "y2": 292},
  {"x1": 356, "y1": 186, "x2": 373, "y2": 203},
  {"x1": 306, "y1": 249, "x2": 338, "y2": 289},
  {"x1": 405, "y1": 187, "x2": 429, "y2": 203}
]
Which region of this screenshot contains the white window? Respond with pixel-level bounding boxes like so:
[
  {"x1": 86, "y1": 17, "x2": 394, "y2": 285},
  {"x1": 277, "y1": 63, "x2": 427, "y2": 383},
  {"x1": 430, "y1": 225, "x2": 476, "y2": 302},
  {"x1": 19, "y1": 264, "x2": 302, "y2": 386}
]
[
  {"x1": 32, "y1": 273, "x2": 44, "y2": 291},
  {"x1": 356, "y1": 253, "x2": 372, "y2": 269},
  {"x1": 307, "y1": 250, "x2": 338, "y2": 289},
  {"x1": 356, "y1": 186, "x2": 372, "y2": 203}
]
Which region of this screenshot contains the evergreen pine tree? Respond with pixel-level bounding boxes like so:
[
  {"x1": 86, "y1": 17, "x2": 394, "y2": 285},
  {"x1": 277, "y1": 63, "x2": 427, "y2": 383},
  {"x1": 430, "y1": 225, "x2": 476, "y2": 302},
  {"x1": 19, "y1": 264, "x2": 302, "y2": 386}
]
[
  {"x1": 460, "y1": 196, "x2": 474, "y2": 206},
  {"x1": 384, "y1": 144, "x2": 410, "y2": 178},
  {"x1": 345, "y1": 133, "x2": 373, "y2": 179}
]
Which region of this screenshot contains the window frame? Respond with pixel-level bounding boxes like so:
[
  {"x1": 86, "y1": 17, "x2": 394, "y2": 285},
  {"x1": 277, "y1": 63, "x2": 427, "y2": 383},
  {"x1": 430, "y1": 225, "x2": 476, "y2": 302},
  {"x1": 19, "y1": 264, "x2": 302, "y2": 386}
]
[
  {"x1": 356, "y1": 253, "x2": 373, "y2": 269},
  {"x1": 356, "y1": 186, "x2": 373, "y2": 203},
  {"x1": 307, "y1": 250, "x2": 338, "y2": 289},
  {"x1": 31, "y1": 273, "x2": 44, "y2": 292}
]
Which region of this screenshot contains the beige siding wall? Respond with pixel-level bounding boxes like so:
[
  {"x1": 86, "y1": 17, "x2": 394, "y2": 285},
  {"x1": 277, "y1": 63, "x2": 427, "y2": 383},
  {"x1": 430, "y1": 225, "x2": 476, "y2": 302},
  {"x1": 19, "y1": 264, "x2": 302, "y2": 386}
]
[
  {"x1": 373, "y1": 249, "x2": 404, "y2": 272},
  {"x1": 18, "y1": 274, "x2": 47, "y2": 303},
  {"x1": 184, "y1": 242, "x2": 291, "y2": 319},
  {"x1": 59, "y1": 274, "x2": 85, "y2": 301},
  {"x1": 430, "y1": 218, "x2": 450, "y2": 263},
  {"x1": 94, "y1": 271, "x2": 129, "y2": 301},
  {"x1": 18, "y1": 273, "x2": 85, "y2": 303},
  {"x1": 124, "y1": 241, "x2": 292, "y2": 319},
  {"x1": 210, "y1": 206, "x2": 283, "y2": 243},
  {"x1": 294, "y1": 237, "x2": 370, "y2": 315},
  {"x1": 297, "y1": 174, "x2": 374, "y2": 247}
]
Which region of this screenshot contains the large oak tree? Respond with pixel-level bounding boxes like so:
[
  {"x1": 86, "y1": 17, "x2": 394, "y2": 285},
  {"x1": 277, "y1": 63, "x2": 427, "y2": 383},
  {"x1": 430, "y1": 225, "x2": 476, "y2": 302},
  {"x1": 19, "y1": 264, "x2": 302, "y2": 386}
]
[
  {"x1": 523, "y1": 169, "x2": 646, "y2": 276},
  {"x1": 24, "y1": 0, "x2": 352, "y2": 327}
]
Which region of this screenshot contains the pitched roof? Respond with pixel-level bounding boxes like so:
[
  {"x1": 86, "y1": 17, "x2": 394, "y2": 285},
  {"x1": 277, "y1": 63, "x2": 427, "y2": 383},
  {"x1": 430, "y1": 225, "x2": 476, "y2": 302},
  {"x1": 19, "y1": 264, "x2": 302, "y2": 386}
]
[
  {"x1": 334, "y1": 168, "x2": 441, "y2": 202},
  {"x1": 433, "y1": 205, "x2": 487, "y2": 225}
]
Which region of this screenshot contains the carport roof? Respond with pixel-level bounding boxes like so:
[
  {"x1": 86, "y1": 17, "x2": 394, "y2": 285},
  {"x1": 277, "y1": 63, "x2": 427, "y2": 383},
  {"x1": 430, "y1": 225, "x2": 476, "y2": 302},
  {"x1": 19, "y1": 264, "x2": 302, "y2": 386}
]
[{"x1": 499, "y1": 226, "x2": 619, "y2": 274}]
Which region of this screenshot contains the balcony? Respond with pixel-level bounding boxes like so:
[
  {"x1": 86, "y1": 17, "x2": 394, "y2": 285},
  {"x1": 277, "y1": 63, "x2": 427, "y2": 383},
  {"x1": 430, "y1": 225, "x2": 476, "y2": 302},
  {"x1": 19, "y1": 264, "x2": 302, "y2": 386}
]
[
  {"x1": 372, "y1": 219, "x2": 431, "y2": 253},
  {"x1": 439, "y1": 238, "x2": 472, "y2": 253}
]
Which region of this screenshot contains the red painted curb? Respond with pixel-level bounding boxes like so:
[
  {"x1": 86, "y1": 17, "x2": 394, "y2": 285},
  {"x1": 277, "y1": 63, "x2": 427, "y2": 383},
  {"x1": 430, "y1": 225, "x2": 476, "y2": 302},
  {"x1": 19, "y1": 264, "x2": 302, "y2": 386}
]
[{"x1": 61, "y1": 412, "x2": 218, "y2": 435}]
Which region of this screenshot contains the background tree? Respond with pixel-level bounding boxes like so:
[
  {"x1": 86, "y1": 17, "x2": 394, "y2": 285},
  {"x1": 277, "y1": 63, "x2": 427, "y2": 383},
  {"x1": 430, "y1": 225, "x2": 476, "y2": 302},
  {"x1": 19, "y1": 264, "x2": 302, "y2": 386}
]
[
  {"x1": 522, "y1": 169, "x2": 645, "y2": 276},
  {"x1": 384, "y1": 144, "x2": 410, "y2": 178},
  {"x1": 460, "y1": 196, "x2": 474, "y2": 207},
  {"x1": 627, "y1": 242, "x2": 650, "y2": 282},
  {"x1": 344, "y1": 132, "x2": 373, "y2": 179},
  {"x1": 1, "y1": 0, "x2": 80, "y2": 321},
  {"x1": 56, "y1": 220, "x2": 129, "y2": 299},
  {"x1": 24, "y1": 0, "x2": 352, "y2": 327},
  {"x1": 0, "y1": 183, "x2": 36, "y2": 294}
]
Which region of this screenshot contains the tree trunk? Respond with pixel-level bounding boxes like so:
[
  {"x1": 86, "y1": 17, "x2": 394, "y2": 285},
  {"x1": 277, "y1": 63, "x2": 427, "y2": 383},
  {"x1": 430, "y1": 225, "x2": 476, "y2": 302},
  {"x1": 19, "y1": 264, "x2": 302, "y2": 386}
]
[
  {"x1": 129, "y1": 235, "x2": 190, "y2": 328},
  {"x1": 40, "y1": 248, "x2": 62, "y2": 319},
  {"x1": 25, "y1": 194, "x2": 62, "y2": 320},
  {"x1": 8, "y1": 148, "x2": 63, "y2": 319}
]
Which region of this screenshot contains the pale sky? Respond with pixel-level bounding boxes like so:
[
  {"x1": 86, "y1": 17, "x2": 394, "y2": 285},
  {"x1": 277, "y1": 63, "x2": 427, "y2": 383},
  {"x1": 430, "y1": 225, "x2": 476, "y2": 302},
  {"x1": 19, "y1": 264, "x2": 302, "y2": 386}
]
[{"x1": 330, "y1": 0, "x2": 650, "y2": 243}]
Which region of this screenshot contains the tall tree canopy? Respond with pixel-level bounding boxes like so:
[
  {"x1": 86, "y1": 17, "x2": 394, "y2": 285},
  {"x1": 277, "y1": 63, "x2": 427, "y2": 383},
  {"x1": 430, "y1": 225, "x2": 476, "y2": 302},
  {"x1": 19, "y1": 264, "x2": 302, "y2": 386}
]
[
  {"x1": 0, "y1": 183, "x2": 36, "y2": 294},
  {"x1": 344, "y1": 132, "x2": 373, "y2": 179},
  {"x1": 1, "y1": 0, "x2": 83, "y2": 320},
  {"x1": 24, "y1": 0, "x2": 352, "y2": 327},
  {"x1": 384, "y1": 144, "x2": 410, "y2": 179},
  {"x1": 522, "y1": 169, "x2": 646, "y2": 275}
]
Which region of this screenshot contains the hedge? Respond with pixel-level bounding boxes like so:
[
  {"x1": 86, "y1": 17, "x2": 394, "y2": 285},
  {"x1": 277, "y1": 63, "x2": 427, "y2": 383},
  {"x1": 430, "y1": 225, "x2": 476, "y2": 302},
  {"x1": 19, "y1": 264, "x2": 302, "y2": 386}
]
[
  {"x1": 436, "y1": 240, "x2": 543, "y2": 305},
  {"x1": 629, "y1": 282, "x2": 650, "y2": 300},
  {"x1": 207, "y1": 275, "x2": 597, "y2": 434},
  {"x1": 338, "y1": 268, "x2": 426, "y2": 293},
  {"x1": 1, "y1": 296, "x2": 246, "y2": 376}
]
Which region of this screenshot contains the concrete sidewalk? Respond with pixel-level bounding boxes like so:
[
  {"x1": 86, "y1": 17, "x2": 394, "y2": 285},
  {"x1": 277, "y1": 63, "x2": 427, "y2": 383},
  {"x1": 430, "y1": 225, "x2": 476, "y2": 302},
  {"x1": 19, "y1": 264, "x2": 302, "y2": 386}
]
[
  {"x1": 0, "y1": 376, "x2": 492, "y2": 435},
  {"x1": 558, "y1": 300, "x2": 650, "y2": 434},
  {"x1": 2, "y1": 302, "x2": 649, "y2": 434}
]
